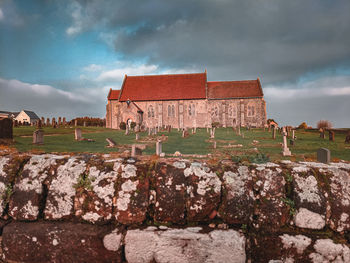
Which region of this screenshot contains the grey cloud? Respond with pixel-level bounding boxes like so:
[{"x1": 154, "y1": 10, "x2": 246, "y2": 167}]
[{"x1": 67, "y1": 0, "x2": 350, "y2": 84}]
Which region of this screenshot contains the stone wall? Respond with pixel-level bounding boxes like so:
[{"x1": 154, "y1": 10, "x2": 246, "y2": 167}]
[
  {"x1": 0, "y1": 154, "x2": 349, "y2": 262},
  {"x1": 106, "y1": 97, "x2": 266, "y2": 129}
]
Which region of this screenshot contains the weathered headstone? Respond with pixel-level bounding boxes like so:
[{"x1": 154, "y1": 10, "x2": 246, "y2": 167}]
[
  {"x1": 75, "y1": 119, "x2": 78, "y2": 127},
  {"x1": 272, "y1": 128, "x2": 276, "y2": 140},
  {"x1": 0, "y1": 118, "x2": 13, "y2": 139},
  {"x1": 329, "y1": 130, "x2": 335, "y2": 141},
  {"x1": 106, "y1": 138, "x2": 117, "y2": 147},
  {"x1": 131, "y1": 144, "x2": 142, "y2": 157},
  {"x1": 135, "y1": 133, "x2": 140, "y2": 140},
  {"x1": 345, "y1": 132, "x2": 350, "y2": 144},
  {"x1": 292, "y1": 130, "x2": 295, "y2": 140},
  {"x1": 52, "y1": 117, "x2": 56, "y2": 127},
  {"x1": 319, "y1": 128, "x2": 325, "y2": 139},
  {"x1": 41, "y1": 117, "x2": 45, "y2": 126},
  {"x1": 213, "y1": 141, "x2": 217, "y2": 149},
  {"x1": 62, "y1": 117, "x2": 66, "y2": 126},
  {"x1": 156, "y1": 140, "x2": 162, "y2": 156},
  {"x1": 46, "y1": 118, "x2": 50, "y2": 126},
  {"x1": 58, "y1": 117, "x2": 62, "y2": 126},
  {"x1": 317, "y1": 148, "x2": 330, "y2": 164},
  {"x1": 83, "y1": 121, "x2": 86, "y2": 127},
  {"x1": 75, "y1": 128, "x2": 82, "y2": 141},
  {"x1": 282, "y1": 127, "x2": 291, "y2": 156},
  {"x1": 33, "y1": 130, "x2": 44, "y2": 144},
  {"x1": 36, "y1": 120, "x2": 42, "y2": 129}
]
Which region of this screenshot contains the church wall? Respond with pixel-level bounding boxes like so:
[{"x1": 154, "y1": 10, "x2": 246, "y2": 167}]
[{"x1": 106, "y1": 97, "x2": 266, "y2": 129}]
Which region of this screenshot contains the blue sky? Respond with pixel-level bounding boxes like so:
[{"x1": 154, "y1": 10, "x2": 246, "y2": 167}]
[{"x1": 1, "y1": 0, "x2": 350, "y2": 127}]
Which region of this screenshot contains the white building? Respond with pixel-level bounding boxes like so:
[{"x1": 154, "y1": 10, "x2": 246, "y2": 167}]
[{"x1": 15, "y1": 110, "x2": 40, "y2": 125}]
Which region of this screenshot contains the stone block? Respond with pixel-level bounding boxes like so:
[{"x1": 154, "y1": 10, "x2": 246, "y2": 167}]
[
  {"x1": 0, "y1": 118, "x2": 13, "y2": 139},
  {"x1": 106, "y1": 138, "x2": 117, "y2": 147},
  {"x1": 33, "y1": 129, "x2": 44, "y2": 144},
  {"x1": 75, "y1": 128, "x2": 82, "y2": 141}
]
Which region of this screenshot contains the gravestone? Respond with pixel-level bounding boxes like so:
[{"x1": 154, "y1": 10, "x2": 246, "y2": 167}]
[
  {"x1": 182, "y1": 129, "x2": 189, "y2": 138},
  {"x1": 292, "y1": 130, "x2": 295, "y2": 140},
  {"x1": 62, "y1": 117, "x2": 66, "y2": 126},
  {"x1": 83, "y1": 121, "x2": 86, "y2": 127},
  {"x1": 156, "y1": 140, "x2": 162, "y2": 156},
  {"x1": 75, "y1": 128, "x2": 82, "y2": 141},
  {"x1": 41, "y1": 117, "x2": 45, "y2": 126},
  {"x1": 213, "y1": 141, "x2": 217, "y2": 149},
  {"x1": 58, "y1": 117, "x2": 62, "y2": 126},
  {"x1": 135, "y1": 133, "x2": 140, "y2": 140},
  {"x1": 106, "y1": 138, "x2": 117, "y2": 147},
  {"x1": 75, "y1": 119, "x2": 78, "y2": 127},
  {"x1": 282, "y1": 127, "x2": 291, "y2": 156},
  {"x1": 33, "y1": 130, "x2": 44, "y2": 144},
  {"x1": 0, "y1": 118, "x2": 13, "y2": 139},
  {"x1": 46, "y1": 118, "x2": 50, "y2": 126},
  {"x1": 52, "y1": 118, "x2": 56, "y2": 127},
  {"x1": 125, "y1": 125, "x2": 129, "y2": 135},
  {"x1": 317, "y1": 148, "x2": 330, "y2": 164},
  {"x1": 272, "y1": 128, "x2": 276, "y2": 139},
  {"x1": 319, "y1": 128, "x2": 325, "y2": 139},
  {"x1": 131, "y1": 144, "x2": 142, "y2": 157},
  {"x1": 36, "y1": 120, "x2": 42, "y2": 129},
  {"x1": 329, "y1": 131, "x2": 335, "y2": 141},
  {"x1": 210, "y1": 128, "x2": 215, "y2": 138},
  {"x1": 148, "y1": 127, "x2": 151, "y2": 136},
  {"x1": 345, "y1": 132, "x2": 350, "y2": 144}
]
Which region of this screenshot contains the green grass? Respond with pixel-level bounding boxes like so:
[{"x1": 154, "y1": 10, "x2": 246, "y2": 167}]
[{"x1": 11, "y1": 126, "x2": 350, "y2": 161}]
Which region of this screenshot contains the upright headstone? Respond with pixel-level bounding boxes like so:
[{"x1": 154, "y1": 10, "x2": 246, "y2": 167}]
[
  {"x1": 75, "y1": 119, "x2": 78, "y2": 127},
  {"x1": 41, "y1": 117, "x2": 45, "y2": 126},
  {"x1": 319, "y1": 128, "x2": 325, "y2": 139},
  {"x1": 148, "y1": 127, "x2": 151, "y2": 136},
  {"x1": 36, "y1": 120, "x2": 42, "y2": 129},
  {"x1": 62, "y1": 117, "x2": 66, "y2": 126},
  {"x1": 272, "y1": 128, "x2": 276, "y2": 140},
  {"x1": 131, "y1": 144, "x2": 142, "y2": 157},
  {"x1": 213, "y1": 141, "x2": 217, "y2": 149},
  {"x1": 282, "y1": 127, "x2": 291, "y2": 156},
  {"x1": 75, "y1": 128, "x2": 82, "y2": 141},
  {"x1": 33, "y1": 129, "x2": 44, "y2": 144},
  {"x1": 156, "y1": 140, "x2": 162, "y2": 156},
  {"x1": 0, "y1": 118, "x2": 13, "y2": 139},
  {"x1": 345, "y1": 131, "x2": 350, "y2": 144},
  {"x1": 292, "y1": 130, "x2": 295, "y2": 140},
  {"x1": 329, "y1": 131, "x2": 335, "y2": 141},
  {"x1": 52, "y1": 118, "x2": 56, "y2": 128},
  {"x1": 46, "y1": 118, "x2": 50, "y2": 126},
  {"x1": 58, "y1": 117, "x2": 62, "y2": 126},
  {"x1": 83, "y1": 121, "x2": 86, "y2": 127},
  {"x1": 317, "y1": 148, "x2": 330, "y2": 164},
  {"x1": 136, "y1": 133, "x2": 140, "y2": 140}
]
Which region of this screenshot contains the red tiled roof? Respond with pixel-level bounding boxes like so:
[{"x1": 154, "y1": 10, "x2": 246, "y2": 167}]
[
  {"x1": 118, "y1": 73, "x2": 207, "y2": 102},
  {"x1": 107, "y1": 89, "x2": 120, "y2": 100},
  {"x1": 207, "y1": 79, "x2": 263, "y2": 99}
]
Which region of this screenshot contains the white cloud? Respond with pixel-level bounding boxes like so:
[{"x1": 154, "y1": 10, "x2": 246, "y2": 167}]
[
  {"x1": 83, "y1": 64, "x2": 103, "y2": 72},
  {"x1": 264, "y1": 75, "x2": 350, "y2": 99},
  {"x1": 97, "y1": 64, "x2": 158, "y2": 82},
  {"x1": 0, "y1": 8, "x2": 4, "y2": 20},
  {"x1": 66, "y1": 1, "x2": 83, "y2": 36}
]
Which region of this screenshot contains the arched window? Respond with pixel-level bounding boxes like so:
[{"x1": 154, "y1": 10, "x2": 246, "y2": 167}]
[
  {"x1": 168, "y1": 105, "x2": 171, "y2": 117},
  {"x1": 171, "y1": 105, "x2": 175, "y2": 117},
  {"x1": 148, "y1": 105, "x2": 154, "y2": 118},
  {"x1": 229, "y1": 106, "x2": 237, "y2": 118},
  {"x1": 188, "y1": 105, "x2": 192, "y2": 116},
  {"x1": 247, "y1": 105, "x2": 255, "y2": 117}
]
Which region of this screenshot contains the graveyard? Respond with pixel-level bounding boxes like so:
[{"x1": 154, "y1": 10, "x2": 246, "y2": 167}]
[{"x1": 9, "y1": 125, "x2": 350, "y2": 162}]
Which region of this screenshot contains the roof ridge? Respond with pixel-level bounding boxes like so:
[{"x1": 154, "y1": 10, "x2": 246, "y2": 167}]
[
  {"x1": 207, "y1": 79, "x2": 258, "y2": 83},
  {"x1": 126, "y1": 72, "x2": 206, "y2": 78}
]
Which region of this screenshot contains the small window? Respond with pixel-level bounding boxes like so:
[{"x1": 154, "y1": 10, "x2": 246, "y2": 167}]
[
  {"x1": 168, "y1": 105, "x2": 171, "y2": 117},
  {"x1": 171, "y1": 105, "x2": 175, "y2": 117},
  {"x1": 148, "y1": 105, "x2": 155, "y2": 118},
  {"x1": 247, "y1": 105, "x2": 255, "y2": 117}
]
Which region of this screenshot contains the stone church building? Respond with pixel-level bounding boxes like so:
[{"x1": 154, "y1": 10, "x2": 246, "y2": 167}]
[{"x1": 106, "y1": 71, "x2": 266, "y2": 129}]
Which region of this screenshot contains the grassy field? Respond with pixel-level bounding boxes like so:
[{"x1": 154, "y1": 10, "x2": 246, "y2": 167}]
[{"x1": 11, "y1": 126, "x2": 350, "y2": 161}]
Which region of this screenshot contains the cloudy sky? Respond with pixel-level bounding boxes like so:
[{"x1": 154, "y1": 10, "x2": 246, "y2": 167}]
[{"x1": 0, "y1": 0, "x2": 350, "y2": 127}]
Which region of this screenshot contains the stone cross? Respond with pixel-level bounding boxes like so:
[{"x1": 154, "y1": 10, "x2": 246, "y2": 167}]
[
  {"x1": 329, "y1": 131, "x2": 334, "y2": 141},
  {"x1": 33, "y1": 130, "x2": 44, "y2": 144},
  {"x1": 282, "y1": 127, "x2": 291, "y2": 156},
  {"x1": 156, "y1": 140, "x2": 162, "y2": 156},
  {"x1": 317, "y1": 148, "x2": 330, "y2": 164},
  {"x1": 75, "y1": 128, "x2": 82, "y2": 141}
]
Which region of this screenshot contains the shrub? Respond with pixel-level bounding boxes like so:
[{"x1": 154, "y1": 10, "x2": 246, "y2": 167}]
[
  {"x1": 248, "y1": 153, "x2": 270, "y2": 164},
  {"x1": 317, "y1": 120, "x2": 332, "y2": 130},
  {"x1": 298, "y1": 122, "x2": 308, "y2": 129},
  {"x1": 211, "y1": 122, "x2": 220, "y2": 128},
  {"x1": 119, "y1": 122, "x2": 126, "y2": 130}
]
